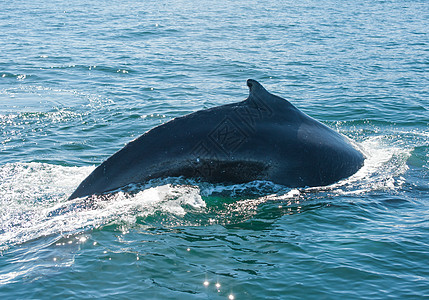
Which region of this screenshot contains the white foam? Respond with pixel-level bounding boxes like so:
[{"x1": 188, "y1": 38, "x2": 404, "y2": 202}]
[
  {"x1": 0, "y1": 163, "x2": 206, "y2": 250},
  {"x1": 0, "y1": 163, "x2": 92, "y2": 249},
  {"x1": 0, "y1": 132, "x2": 415, "y2": 249},
  {"x1": 306, "y1": 135, "x2": 412, "y2": 195}
]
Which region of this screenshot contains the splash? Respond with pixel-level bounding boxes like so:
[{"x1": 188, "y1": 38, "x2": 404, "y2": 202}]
[
  {"x1": 0, "y1": 131, "x2": 413, "y2": 249},
  {"x1": 0, "y1": 163, "x2": 92, "y2": 250},
  {"x1": 0, "y1": 162, "x2": 206, "y2": 250},
  {"x1": 325, "y1": 135, "x2": 412, "y2": 195}
]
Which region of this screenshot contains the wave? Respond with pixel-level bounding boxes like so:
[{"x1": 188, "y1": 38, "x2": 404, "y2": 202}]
[{"x1": 0, "y1": 128, "x2": 417, "y2": 251}]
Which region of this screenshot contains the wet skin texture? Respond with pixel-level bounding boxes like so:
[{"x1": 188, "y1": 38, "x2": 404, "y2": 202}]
[{"x1": 69, "y1": 79, "x2": 365, "y2": 199}]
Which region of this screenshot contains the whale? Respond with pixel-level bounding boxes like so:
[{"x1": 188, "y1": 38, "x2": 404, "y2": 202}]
[{"x1": 69, "y1": 79, "x2": 365, "y2": 200}]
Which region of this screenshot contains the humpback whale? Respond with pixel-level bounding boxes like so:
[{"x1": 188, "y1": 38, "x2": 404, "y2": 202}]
[{"x1": 69, "y1": 79, "x2": 364, "y2": 200}]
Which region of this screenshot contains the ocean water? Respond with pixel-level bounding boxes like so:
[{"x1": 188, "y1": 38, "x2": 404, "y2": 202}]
[{"x1": 0, "y1": 0, "x2": 428, "y2": 298}]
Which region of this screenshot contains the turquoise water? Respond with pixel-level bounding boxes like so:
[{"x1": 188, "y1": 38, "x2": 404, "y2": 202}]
[{"x1": 1, "y1": 0, "x2": 428, "y2": 298}]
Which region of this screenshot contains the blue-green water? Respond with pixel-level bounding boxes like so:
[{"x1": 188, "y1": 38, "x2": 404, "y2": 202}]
[{"x1": 1, "y1": 0, "x2": 428, "y2": 298}]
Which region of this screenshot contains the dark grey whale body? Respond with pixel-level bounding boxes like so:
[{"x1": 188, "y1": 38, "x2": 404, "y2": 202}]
[{"x1": 69, "y1": 79, "x2": 364, "y2": 200}]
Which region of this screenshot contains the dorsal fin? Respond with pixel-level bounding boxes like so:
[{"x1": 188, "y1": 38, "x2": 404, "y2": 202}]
[
  {"x1": 246, "y1": 79, "x2": 269, "y2": 95},
  {"x1": 245, "y1": 79, "x2": 296, "y2": 112}
]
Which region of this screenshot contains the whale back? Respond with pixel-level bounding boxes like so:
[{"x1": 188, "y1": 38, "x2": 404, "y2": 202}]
[{"x1": 69, "y1": 80, "x2": 364, "y2": 200}]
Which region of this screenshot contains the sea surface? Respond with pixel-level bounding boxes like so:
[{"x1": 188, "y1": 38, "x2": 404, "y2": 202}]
[{"x1": 0, "y1": 0, "x2": 428, "y2": 299}]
